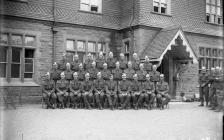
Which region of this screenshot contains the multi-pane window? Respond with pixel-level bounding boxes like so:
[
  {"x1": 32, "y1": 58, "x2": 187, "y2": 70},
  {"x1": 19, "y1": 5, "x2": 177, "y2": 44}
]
[
  {"x1": 0, "y1": 33, "x2": 35, "y2": 81},
  {"x1": 80, "y1": 0, "x2": 102, "y2": 13},
  {"x1": 153, "y1": 0, "x2": 168, "y2": 14},
  {"x1": 206, "y1": 0, "x2": 223, "y2": 24},
  {"x1": 199, "y1": 47, "x2": 223, "y2": 73},
  {"x1": 98, "y1": 42, "x2": 106, "y2": 57},
  {"x1": 124, "y1": 41, "x2": 130, "y2": 61},
  {"x1": 87, "y1": 42, "x2": 96, "y2": 60}
]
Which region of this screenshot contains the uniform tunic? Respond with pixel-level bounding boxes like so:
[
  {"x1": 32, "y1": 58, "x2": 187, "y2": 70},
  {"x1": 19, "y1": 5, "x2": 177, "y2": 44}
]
[
  {"x1": 58, "y1": 58, "x2": 68, "y2": 72},
  {"x1": 43, "y1": 79, "x2": 55, "y2": 94},
  {"x1": 106, "y1": 58, "x2": 116, "y2": 71},
  {"x1": 136, "y1": 69, "x2": 147, "y2": 82},
  {"x1": 142, "y1": 80, "x2": 155, "y2": 93},
  {"x1": 84, "y1": 59, "x2": 93, "y2": 70},
  {"x1": 144, "y1": 61, "x2": 152, "y2": 73},
  {"x1": 118, "y1": 80, "x2": 130, "y2": 93},
  {"x1": 94, "y1": 79, "x2": 105, "y2": 92},
  {"x1": 64, "y1": 69, "x2": 74, "y2": 81},
  {"x1": 96, "y1": 58, "x2": 106, "y2": 70},
  {"x1": 57, "y1": 79, "x2": 69, "y2": 92},
  {"x1": 124, "y1": 68, "x2": 135, "y2": 81},
  {"x1": 78, "y1": 69, "x2": 86, "y2": 81},
  {"x1": 132, "y1": 59, "x2": 140, "y2": 72},
  {"x1": 88, "y1": 68, "x2": 98, "y2": 81},
  {"x1": 149, "y1": 71, "x2": 160, "y2": 82},
  {"x1": 70, "y1": 80, "x2": 82, "y2": 92},
  {"x1": 82, "y1": 80, "x2": 93, "y2": 92},
  {"x1": 112, "y1": 68, "x2": 122, "y2": 81},
  {"x1": 50, "y1": 68, "x2": 60, "y2": 80},
  {"x1": 130, "y1": 80, "x2": 141, "y2": 92},
  {"x1": 101, "y1": 69, "x2": 111, "y2": 80},
  {"x1": 71, "y1": 60, "x2": 81, "y2": 72},
  {"x1": 157, "y1": 81, "x2": 169, "y2": 94},
  {"x1": 106, "y1": 80, "x2": 117, "y2": 94},
  {"x1": 119, "y1": 60, "x2": 127, "y2": 71}
]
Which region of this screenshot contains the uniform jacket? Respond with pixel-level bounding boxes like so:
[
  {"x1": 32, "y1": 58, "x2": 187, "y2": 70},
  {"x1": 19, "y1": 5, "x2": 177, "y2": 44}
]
[
  {"x1": 64, "y1": 69, "x2": 74, "y2": 80},
  {"x1": 130, "y1": 80, "x2": 141, "y2": 92},
  {"x1": 58, "y1": 58, "x2": 68, "y2": 71},
  {"x1": 112, "y1": 68, "x2": 122, "y2": 81},
  {"x1": 105, "y1": 80, "x2": 117, "y2": 93},
  {"x1": 119, "y1": 59, "x2": 127, "y2": 70},
  {"x1": 106, "y1": 58, "x2": 116, "y2": 70},
  {"x1": 70, "y1": 79, "x2": 82, "y2": 93},
  {"x1": 132, "y1": 59, "x2": 140, "y2": 71},
  {"x1": 124, "y1": 68, "x2": 135, "y2": 80},
  {"x1": 118, "y1": 80, "x2": 130, "y2": 92},
  {"x1": 42, "y1": 79, "x2": 55, "y2": 93},
  {"x1": 96, "y1": 57, "x2": 106, "y2": 70},
  {"x1": 142, "y1": 80, "x2": 155, "y2": 92},
  {"x1": 150, "y1": 71, "x2": 160, "y2": 82},
  {"x1": 71, "y1": 60, "x2": 81, "y2": 72},
  {"x1": 136, "y1": 69, "x2": 147, "y2": 81},
  {"x1": 93, "y1": 78, "x2": 106, "y2": 92},
  {"x1": 50, "y1": 68, "x2": 60, "y2": 80},
  {"x1": 87, "y1": 68, "x2": 98, "y2": 81},
  {"x1": 144, "y1": 61, "x2": 152, "y2": 72},
  {"x1": 101, "y1": 69, "x2": 111, "y2": 80},
  {"x1": 199, "y1": 73, "x2": 209, "y2": 87},
  {"x1": 82, "y1": 80, "x2": 93, "y2": 92},
  {"x1": 157, "y1": 81, "x2": 169, "y2": 94},
  {"x1": 56, "y1": 79, "x2": 69, "y2": 92},
  {"x1": 84, "y1": 59, "x2": 93, "y2": 70},
  {"x1": 78, "y1": 69, "x2": 86, "y2": 81}
]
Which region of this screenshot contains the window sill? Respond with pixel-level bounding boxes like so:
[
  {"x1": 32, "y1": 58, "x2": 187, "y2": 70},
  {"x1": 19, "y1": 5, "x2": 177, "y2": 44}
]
[
  {"x1": 0, "y1": 81, "x2": 40, "y2": 87},
  {"x1": 204, "y1": 21, "x2": 223, "y2": 26},
  {"x1": 151, "y1": 11, "x2": 172, "y2": 17},
  {"x1": 78, "y1": 10, "x2": 103, "y2": 15},
  {"x1": 7, "y1": 0, "x2": 28, "y2": 3}
]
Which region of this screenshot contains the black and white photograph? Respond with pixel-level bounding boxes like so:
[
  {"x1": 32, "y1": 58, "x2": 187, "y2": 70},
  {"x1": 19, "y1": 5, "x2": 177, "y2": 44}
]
[{"x1": 0, "y1": 0, "x2": 223, "y2": 139}]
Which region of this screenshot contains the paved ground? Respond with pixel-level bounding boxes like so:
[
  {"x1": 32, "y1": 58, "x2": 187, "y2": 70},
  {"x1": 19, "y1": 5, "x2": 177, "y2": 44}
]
[{"x1": 0, "y1": 102, "x2": 223, "y2": 140}]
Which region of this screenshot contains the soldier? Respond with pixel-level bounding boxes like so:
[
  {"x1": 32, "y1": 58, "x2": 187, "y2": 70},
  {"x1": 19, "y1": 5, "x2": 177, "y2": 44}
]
[
  {"x1": 64, "y1": 63, "x2": 74, "y2": 82},
  {"x1": 77, "y1": 63, "x2": 86, "y2": 81},
  {"x1": 130, "y1": 74, "x2": 141, "y2": 110},
  {"x1": 119, "y1": 53, "x2": 127, "y2": 71},
  {"x1": 156, "y1": 74, "x2": 170, "y2": 110},
  {"x1": 84, "y1": 53, "x2": 93, "y2": 70},
  {"x1": 112, "y1": 61, "x2": 123, "y2": 82},
  {"x1": 69, "y1": 72, "x2": 82, "y2": 109},
  {"x1": 105, "y1": 74, "x2": 117, "y2": 110},
  {"x1": 88, "y1": 61, "x2": 98, "y2": 81},
  {"x1": 150, "y1": 65, "x2": 160, "y2": 92},
  {"x1": 124, "y1": 61, "x2": 135, "y2": 82},
  {"x1": 117, "y1": 73, "x2": 131, "y2": 109},
  {"x1": 208, "y1": 67, "x2": 216, "y2": 108},
  {"x1": 50, "y1": 62, "x2": 60, "y2": 82},
  {"x1": 101, "y1": 63, "x2": 111, "y2": 81},
  {"x1": 107, "y1": 51, "x2": 116, "y2": 72},
  {"x1": 142, "y1": 74, "x2": 155, "y2": 109},
  {"x1": 198, "y1": 66, "x2": 209, "y2": 107},
  {"x1": 136, "y1": 63, "x2": 147, "y2": 84},
  {"x1": 144, "y1": 56, "x2": 152, "y2": 73},
  {"x1": 96, "y1": 51, "x2": 106, "y2": 70},
  {"x1": 71, "y1": 54, "x2": 81, "y2": 72},
  {"x1": 42, "y1": 72, "x2": 57, "y2": 109},
  {"x1": 56, "y1": 72, "x2": 69, "y2": 108},
  {"x1": 132, "y1": 53, "x2": 140, "y2": 72},
  {"x1": 82, "y1": 73, "x2": 94, "y2": 109},
  {"x1": 93, "y1": 72, "x2": 105, "y2": 110},
  {"x1": 58, "y1": 53, "x2": 68, "y2": 72}
]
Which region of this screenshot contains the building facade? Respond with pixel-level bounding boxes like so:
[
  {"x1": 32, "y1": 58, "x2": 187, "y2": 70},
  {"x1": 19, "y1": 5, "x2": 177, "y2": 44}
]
[{"x1": 0, "y1": 0, "x2": 223, "y2": 102}]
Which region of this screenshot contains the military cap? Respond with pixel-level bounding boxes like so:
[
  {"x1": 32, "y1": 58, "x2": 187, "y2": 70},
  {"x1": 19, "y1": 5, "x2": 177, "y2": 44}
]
[
  {"x1": 103, "y1": 63, "x2": 107, "y2": 66},
  {"x1": 46, "y1": 72, "x2": 50, "y2": 76},
  {"x1": 73, "y1": 72, "x2": 78, "y2": 76},
  {"x1": 146, "y1": 74, "x2": 150, "y2": 78},
  {"x1": 160, "y1": 74, "x2": 164, "y2": 78},
  {"x1": 116, "y1": 61, "x2": 120, "y2": 65},
  {"x1": 92, "y1": 61, "x2": 96, "y2": 65},
  {"x1": 60, "y1": 72, "x2": 65, "y2": 76},
  {"x1": 85, "y1": 73, "x2": 90, "y2": 77}
]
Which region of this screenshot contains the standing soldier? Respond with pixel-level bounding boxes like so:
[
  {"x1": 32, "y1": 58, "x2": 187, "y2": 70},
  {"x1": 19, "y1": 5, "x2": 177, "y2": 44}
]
[
  {"x1": 119, "y1": 53, "x2": 127, "y2": 72},
  {"x1": 198, "y1": 66, "x2": 209, "y2": 107},
  {"x1": 107, "y1": 51, "x2": 116, "y2": 72},
  {"x1": 142, "y1": 74, "x2": 155, "y2": 109},
  {"x1": 208, "y1": 67, "x2": 216, "y2": 108},
  {"x1": 96, "y1": 51, "x2": 106, "y2": 70},
  {"x1": 136, "y1": 63, "x2": 147, "y2": 84},
  {"x1": 82, "y1": 73, "x2": 94, "y2": 109},
  {"x1": 88, "y1": 61, "x2": 98, "y2": 81},
  {"x1": 56, "y1": 72, "x2": 69, "y2": 108},
  {"x1": 144, "y1": 56, "x2": 152, "y2": 73},
  {"x1": 112, "y1": 61, "x2": 123, "y2": 84},
  {"x1": 214, "y1": 67, "x2": 224, "y2": 112},
  {"x1": 156, "y1": 74, "x2": 170, "y2": 110},
  {"x1": 150, "y1": 65, "x2": 160, "y2": 92},
  {"x1": 124, "y1": 61, "x2": 135, "y2": 82},
  {"x1": 101, "y1": 63, "x2": 111, "y2": 81},
  {"x1": 64, "y1": 63, "x2": 74, "y2": 82},
  {"x1": 50, "y1": 62, "x2": 60, "y2": 82},
  {"x1": 132, "y1": 53, "x2": 140, "y2": 72},
  {"x1": 84, "y1": 53, "x2": 93, "y2": 70},
  {"x1": 59, "y1": 53, "x2": 68, "y2": 72},
  {"x1": 42, "y1": 72, "x2": 57, "y2": 109},
  {"x1": 69, "y1": 72, "x2": 82, "y2": 109},
  {"x1": 71, "y1": 54, "x2": 81, "y2": 72},
  {"x1": 117, "y1": 73, "x2": 131, "y2": 109},
  {"x1": 130, "y1": 74, "x2": 141, "y2": 110},
  {"x1": 77, "y1": 63, "x2": 86, "y2": 81},
  {"x1": 93, "y1": 72, "x2": 105, "y2": 110},
  {"x1": 105, "y1": 74, "x2": 117, "y2": 110}
]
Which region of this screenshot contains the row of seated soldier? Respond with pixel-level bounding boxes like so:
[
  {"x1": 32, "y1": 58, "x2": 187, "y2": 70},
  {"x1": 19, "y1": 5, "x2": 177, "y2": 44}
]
[{"x1": 42, "y1": 51, "x2": 171, "y2": 110}]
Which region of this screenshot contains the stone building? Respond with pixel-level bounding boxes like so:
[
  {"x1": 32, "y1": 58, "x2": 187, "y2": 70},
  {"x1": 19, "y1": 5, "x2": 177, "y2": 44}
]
[{"x1": 0, "y1": 0, "x2": 223, "y2": 102}]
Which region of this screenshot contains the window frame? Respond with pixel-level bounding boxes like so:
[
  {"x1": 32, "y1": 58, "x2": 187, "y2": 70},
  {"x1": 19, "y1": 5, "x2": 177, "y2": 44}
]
[
  {"x1": 205, "y1": 0, "x2": 223, "y2": 25},
  {"x1": 80, "y1": 0, "x2": 102, "y2": 13},
  {"x1": 153, "y1": 0, "x2": 170, "y2": 15}
]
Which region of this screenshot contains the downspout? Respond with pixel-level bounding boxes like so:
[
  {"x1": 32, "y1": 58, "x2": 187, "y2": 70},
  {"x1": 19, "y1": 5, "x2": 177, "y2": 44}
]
[
  {"x1": 128, "y1": 0, "x2": 135, "y2": 60},
  {"x1": 52, "y1": 0, "x2": 56, "y2": 63}
]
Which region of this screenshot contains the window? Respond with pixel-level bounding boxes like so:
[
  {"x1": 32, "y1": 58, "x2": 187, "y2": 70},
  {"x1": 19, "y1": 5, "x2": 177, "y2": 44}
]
[
  {"x1": 153, "y1": 0, "x2": 169, "y2": 14},
  {"x1": 199, "y1": 47, "x2": 223, "y2": 73},
  {"x1": 80, "y1": 0, "x2": 102, "y2": 13},
  {"x1": 98, "y1": 42, "x2": 107, "y2": 57},
  {"x1": 206, "y1": 0, "x2": 223, "y2": 24},
  {"x1": 87, "y1": 42, "x2": 96, "y2": 60},
  {"x1": 0, "y1": 34, "x2": 36, "y2": 81},
  {"x1": 124, "y1": 41, "x2": 130, "y2": 61}
]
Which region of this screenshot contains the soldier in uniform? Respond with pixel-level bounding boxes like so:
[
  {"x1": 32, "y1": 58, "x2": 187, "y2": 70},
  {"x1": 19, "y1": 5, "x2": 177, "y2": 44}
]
[
  {"x1": 56, "y1": 72, "x2": 69, "y2": 108},
  {"x1": 112, "y1": 61, "x2": 123, "y2": 83},
  {"x1": 71, "y1": 54, "x2": 81, "y2": 72},
  {"x1": 42, "y1": 72, "x2": 57, "y2": 109},
  {"x1": 132, "y1": 53, "x2": 140, "y2": 72},
  {"x1": 93, "y1": 72, "x2": 105, "y2": 110},
  {"x1": 50, "y1": 62, "x2": 60, "y2": 82},
  {"x1": 105, "y1": 74, "x2": 117, "y2": 110},
  {"x1": 77, "y1": 63, "x2": 86, "y2": 81},
  {"x1": 119, "y1": 53, "x2": 127, "y2": 71},
  {"x1": 124, "y1": 61, "x2": 135, "y2": 82},
  {"x1": 117, "y1": 73, "x2": 131, "y2": 109},
  {"x1": 130, "y1": 74, "x2": 141, "y2": 110},
  {"x1": 144, "y1": 56, "x2": 152, "y2": 73},
  {"x1": 96, "y1": 51, "x2": 106, "y2": 70},
  {"x1": 69, "y1": 72, "x2": 82, "y2": 109},
  {"x1": 84, "y1": 53, "x2": 93, "y2": 70},
  {"x1": 64, "y1": 63, "x2": 74, "y2": 82},
  {"x1": 142, "y1": 74, "x2": 155, "y2": 109},
  {"x1": 208, "y1": 67, "x2": 216, "y2": 108},
  {"x1": 107, "y1": 51, "x2": 116, "y2": 72},
  {"x1": 136, "y1": 63, "x2": 147, "y2": 84},
  {"x1": 156, "y1": 74, "x2": 170, "y2": 110},
  {"x1": 198, "y1": 66, "x2": 209, "y2": 107},
  {"x1": 58, "y1": 53, "x2": 68, "y2": 72},
  {"x1": 101, "y1": 63, "x2": 111, "y2": 81},
  {"x1": 82, "y1": 73, "x2": 94, "y2": 109},
  {"x1": 88, "y1": 61, "x2": 98, "y2": 81}
]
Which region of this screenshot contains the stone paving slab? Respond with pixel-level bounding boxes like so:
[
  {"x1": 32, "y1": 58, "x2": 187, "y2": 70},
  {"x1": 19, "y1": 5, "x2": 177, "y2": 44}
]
[{"x1": 1, "y1": 102, "x2": 223, "y2": 140}]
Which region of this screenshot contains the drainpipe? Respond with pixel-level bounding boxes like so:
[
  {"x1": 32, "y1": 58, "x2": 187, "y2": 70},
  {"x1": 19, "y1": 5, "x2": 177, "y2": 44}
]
[
  {"x1": 52, "y1": 0, "x2": 56, "y2": 63},
  {"x1": 129, "y1": 0, "x2": 135, "y2": 60}
]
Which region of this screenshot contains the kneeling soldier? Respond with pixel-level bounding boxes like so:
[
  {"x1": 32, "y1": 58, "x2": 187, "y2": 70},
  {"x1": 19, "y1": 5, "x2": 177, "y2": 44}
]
[
  {"x1": 82, "y1": 73, "x2": 93, "y2": 109},
  {"x1": 156, "y1": 74, "x2": 170, "y2": 110},
  {"x1": 56, "y1": 72, "x2": 69, "y2": 108},
  {"x1": 130, "y1": 74, "x2": 141, "y2": 110},
  {"x1": 142, "y1": 74, "x2": 155, "y2": 109},
  {"x1": 69, "y1": 72, "x2": 82, "y2": 109},
  {"x1": 118, "y1": 73, "x2": 131, "y2": 109},
  {"x1": 42, "y1": 72, "x2": 57, "y2": 109},
  {"x1": 105, "y1": 74, "x2": 117, "y2": 110}
]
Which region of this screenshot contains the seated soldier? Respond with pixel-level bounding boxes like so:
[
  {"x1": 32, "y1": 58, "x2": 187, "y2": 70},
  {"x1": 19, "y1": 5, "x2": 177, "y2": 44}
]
[
  {"x1": 105, "y1": 74, "x2": 117, "y2": 110},
  {"x1": 124, "y1": 61, "x2": 135, "y2": 82},
  {"x1": 130, "y1": 74, "x2": 141, "y2": 110},
  {"x1": 119, "y1": 53, "x2": 127, "y2": 72},
  {"x1": 82, "y1": 73, "x2": 93, "y2": 109},
  {"x1": 64, "y1": 63, "x2": 74, "y2": 82},
  {"x1": 56, "y1": 72, "x2": 69, "y2": 108},
  {"x1": 58, "y1": 53, "x2": 68, "y2": 72},
  {"x1": 136, "y1": 63, "x2": 147, "y2": 84},
  {"x1": 78, "y1": 63, "x2": 86, "y2": 81},
  {"x1": 50, "y1": 62, "x2": 60, "y2": 82},
  {"x1": 101, "y1": 63, "x2": 111, "y2": 81},
  {"x1": 71, "y1": 54, "x2": 81, "y2": 72},
  {"x1": 107, "y1": 52, "x2": 116, "y2": 72},
  {"x1": 144, "y1": 56, "x2": 152, "y2": 74},
  {"x1": 112, "y1": 61, "x2": 123, "y2": 82},
  {"x1": 42, "y1": 72, "x2": 57, "y2": 109},
  {"x1": 93, "y1": 72, "x2": 105, "y2": 110},
  {"x1": 142, "y1": 74, "x2": 155, "y2": 110},
  {"x1": 88, "y1": 61, "x2": 98, "y2": 81},
  {"x1": 69, "y1": 72, "x2": 82, "y2": 109},
  {"x1": 84, "y1": 53, "x2": 93, "y2": 70},
  {"x1": 132, "y1": 53, "x2": 140, "y2": 72},
  {"x1": 117, "y1": 73, "x2": 131, "y2": 110},
  {"x1": 156, "y1": 74, "x2": 171, "y2": 110},
  {"x1": 96, "y1": 51, "x2": 106, "y2": 70}
]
